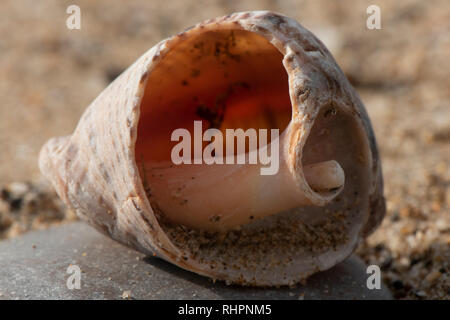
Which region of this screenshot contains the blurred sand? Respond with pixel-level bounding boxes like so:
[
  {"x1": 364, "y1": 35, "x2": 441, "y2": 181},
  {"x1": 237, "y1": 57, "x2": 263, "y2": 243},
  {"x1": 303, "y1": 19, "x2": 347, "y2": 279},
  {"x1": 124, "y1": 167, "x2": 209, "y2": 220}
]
[{"x1": 0, "y1": 0, "x2": 449, "y2": 299}]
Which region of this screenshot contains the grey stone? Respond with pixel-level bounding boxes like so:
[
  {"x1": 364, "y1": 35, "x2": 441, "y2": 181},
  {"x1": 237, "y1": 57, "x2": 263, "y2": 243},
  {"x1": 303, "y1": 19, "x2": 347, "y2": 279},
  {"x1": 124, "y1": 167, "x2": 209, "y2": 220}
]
[{"x1": 0, "y1": 222, "x2": 392, "y2": 300}]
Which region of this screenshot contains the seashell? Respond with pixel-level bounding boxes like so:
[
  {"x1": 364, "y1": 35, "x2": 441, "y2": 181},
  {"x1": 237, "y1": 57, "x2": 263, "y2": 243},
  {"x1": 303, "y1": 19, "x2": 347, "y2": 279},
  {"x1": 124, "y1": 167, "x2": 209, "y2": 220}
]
[{"x1": 39, "y1": 11, "x2": 385, "y2": 286}]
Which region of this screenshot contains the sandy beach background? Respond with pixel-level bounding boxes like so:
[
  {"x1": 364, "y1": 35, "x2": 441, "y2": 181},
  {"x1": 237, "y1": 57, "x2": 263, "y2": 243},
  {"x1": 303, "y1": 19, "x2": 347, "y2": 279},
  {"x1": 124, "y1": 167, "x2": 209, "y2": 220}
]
[{"x1": 0, "y1": 0, "x2": 448, "y2": 299}]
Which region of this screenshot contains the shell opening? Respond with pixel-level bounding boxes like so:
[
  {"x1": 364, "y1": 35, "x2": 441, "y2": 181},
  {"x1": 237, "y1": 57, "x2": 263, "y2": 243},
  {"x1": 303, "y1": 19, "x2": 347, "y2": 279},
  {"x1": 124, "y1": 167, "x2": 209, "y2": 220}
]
[
  {"x1": 148, "y1": 100, "x2": 372, "y2": 286},
  {"x1": 135, "y1": 28, "x2": 344, "y2": 231},
  {"x1": 137, "y1": 29, "x2": 292, "y2": 162}
]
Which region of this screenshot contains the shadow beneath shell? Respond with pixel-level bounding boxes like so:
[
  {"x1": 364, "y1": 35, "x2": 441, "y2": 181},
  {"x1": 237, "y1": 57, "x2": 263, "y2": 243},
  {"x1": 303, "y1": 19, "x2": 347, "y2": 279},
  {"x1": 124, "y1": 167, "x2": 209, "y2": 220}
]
[
  {"x1": 142, "y1": 253, "x2": 393, "y2": 300},
  {"x1": 142, "y1": 256, "x2": 301, "y2": 300}
]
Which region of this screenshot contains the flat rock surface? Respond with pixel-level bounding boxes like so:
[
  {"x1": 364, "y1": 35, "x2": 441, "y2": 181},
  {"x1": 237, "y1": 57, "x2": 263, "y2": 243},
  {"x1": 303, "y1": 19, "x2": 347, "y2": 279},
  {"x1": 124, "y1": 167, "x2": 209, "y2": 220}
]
[{"x1": 0, "y1": 222, "x2": 392, "y2": 300}]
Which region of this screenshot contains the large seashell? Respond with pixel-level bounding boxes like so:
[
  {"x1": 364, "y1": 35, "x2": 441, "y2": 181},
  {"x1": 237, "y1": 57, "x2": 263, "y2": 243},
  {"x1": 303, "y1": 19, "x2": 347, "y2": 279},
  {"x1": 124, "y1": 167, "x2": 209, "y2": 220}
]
[{"x1": 39, "y1": 11, "x2": 385, "y2": 286}]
